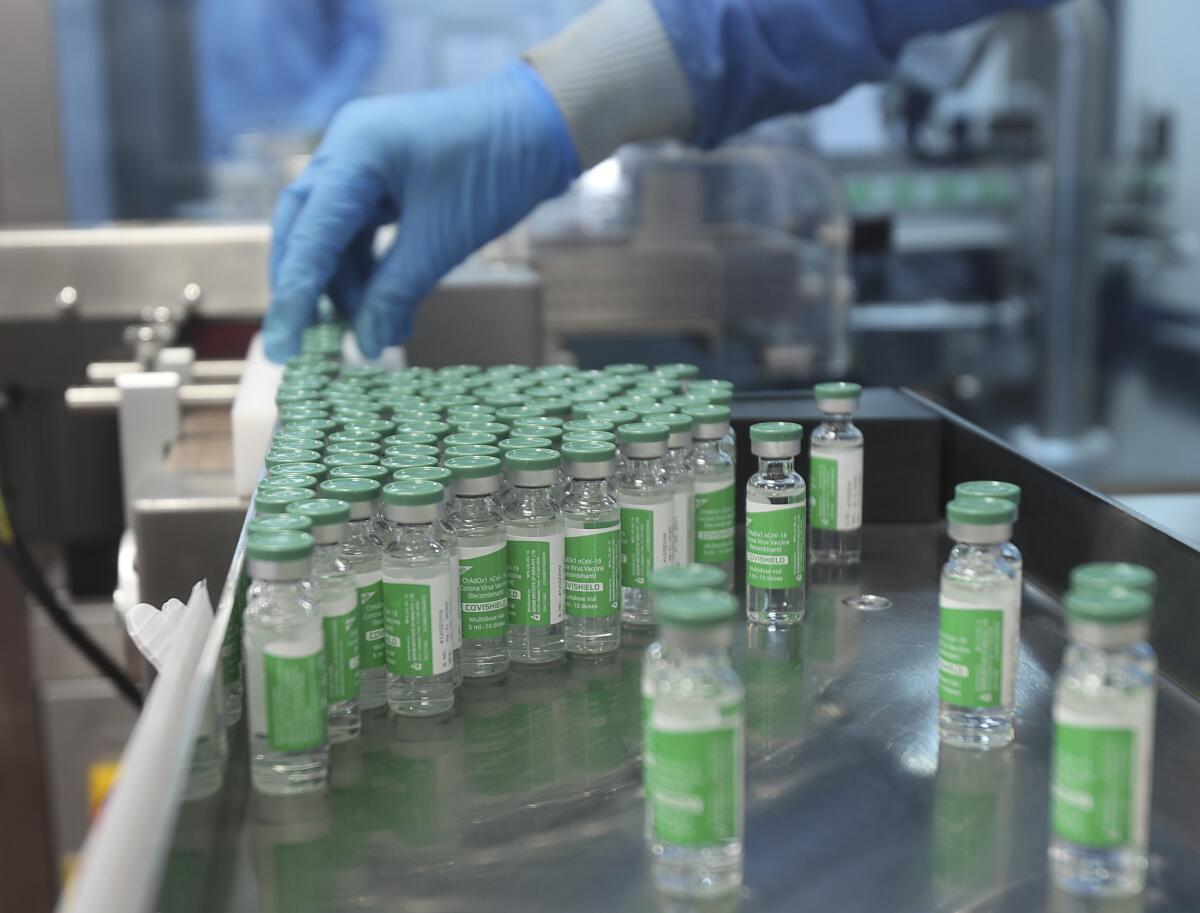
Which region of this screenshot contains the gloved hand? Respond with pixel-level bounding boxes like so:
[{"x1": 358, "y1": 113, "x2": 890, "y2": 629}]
[{"x1": 263, "y1": 62, "x2": 580, "y2": 361}]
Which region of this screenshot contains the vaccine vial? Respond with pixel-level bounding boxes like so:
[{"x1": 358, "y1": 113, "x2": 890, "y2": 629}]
[
  {"x1": 616, "y1": 422, "x2": 676, "y2": 625},
  {"x1": 644, "y1": 589, "x2": 744, "y2": 896},
  {"x1": 504, "y1": 448, "x2": 566, "y2": 664},
  {"x1": 683, "y1": 405, "x2": 736, "y2": 586},
  {"x1": 444, "y1": 456, "x2": 510, "y2": 678},
  {"x1": 746, "y1": 422, "x2": 807, "y2": 625},
  {"x1": 381, "y1": 480, "x2": 456, "y2": 716},
  {"x1": 243, "y1": 531, "x2": 328, "y2": 795},
  {"x1": 561, "y1": 441, "x2": 622, "y2": 655},
  {"x1": 287, "y1": 499, "x2": 361, "y2": 743},
  {"x1": 938, "y1": 497, "x2": 1020, "y2": 748},
  {"x1": 319, "y1": 478, "x2": 387, "y2": 712},
  {"x1": 809, "y1": 382, "x2": 864, "y2": 563},
  {"x1": 955, "y1": 481, "x2": 1022, "y2": 585},
  {"x1": 644, "y1": 412, "x2": 696, "y2": 566},
  {"x1": 1050, "y1": 582, "x2": 1157, "y2": 896}
]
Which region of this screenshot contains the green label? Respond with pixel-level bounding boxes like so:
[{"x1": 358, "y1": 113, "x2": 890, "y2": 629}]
[
  {"x1": 264, "y1": 647, "x2": 326, "y2": 752},
  {"x1": 1052, "y1": 723, "x2": 1136, "y2": 848},
  {"x1": 810, "y1": 456, "x2": 838, "y2": 530},
  {"x1": 620, "y1": 507, "x2": 657, "y2": 589},
  {"x1": 566, "y1": 524, "x2": 621, "y2": 617},
  {"x1": 383, "y1": 576, "x2": 454, "y2": 677},
  {"x1": 745, "y1": 502, "x2": 805, "y2": 589},
  {"x1": 694, "y1": 481, "x2": 735, "y2": 563},
  {"x1": 508, "y1": 535, "x2": 564, "y2": 627},
  {"x1": 460, "y1": 543, "x2": 509, "y2": 639},
  {"x1": 938, "y1": 607, "x2": 1004, "y2": 708},
  {"x1": 645, "y1": 700, "x2": 743, "y2": 847},
  {"x1": 322, "y1": 595, "x2": 360, "y2": 703},
  {"x1": 355, "y1": 573, "x2": 385, "y2": 669}
]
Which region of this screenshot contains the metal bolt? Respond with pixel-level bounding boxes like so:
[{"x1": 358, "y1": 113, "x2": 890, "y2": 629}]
[{"x1": 55, "y1": 286, "x2": 78, "y2": 315}]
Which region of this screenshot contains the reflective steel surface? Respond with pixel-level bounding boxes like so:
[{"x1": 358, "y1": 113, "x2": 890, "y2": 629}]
[{"x1": 159, "y1": 523, "x2": 1200, "y2": 913}]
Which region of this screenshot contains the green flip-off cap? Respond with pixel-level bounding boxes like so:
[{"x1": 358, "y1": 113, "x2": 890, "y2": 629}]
[
  {"x1": 482, "y1": 391, "x2": 526, "y2": 408},
  {"x1": 444, "y1": 444, "x2": 500, "y2": 459},
  {"x1": 955, "y1": 480, "x2": 1021, "y2": 505},
  {"x1": 444, "y1": 431, "x2": 499, "y2": 447},
  {"x1": 1064, "y1": 586, "x2": 1152, "y2": 624},
  {"x1": 617, "y1": 421, "x2": 669, "y2": 443},
  {"x1": 444, "y1": 455, "x2": 503, "y2": 479},
  {"x1": 590, "y1": 408, "x2": 639, "y2": 426},
  {"x1": 329, "y1": 428, "x2": 383, "y2": 444},
  {"x1": 513, "y1": 415, "x2": 564, "y2": 428},
  {"x1": 382, "y1": 479, "x2": 443, "y2": 507},
  {"x1": 246, "y1": 530, "x2": 314, "y2": 562},
  {"x1": 945, "y1": 496, "x2": 1015, "y2": 525},
  {"x1": 284, "y1": 418, "x2": 339, "y2": 435},
  {"x1": 650, "y1": 563, "x2": 729, "y2": 592},
  {"x1": 562, "y1": 430, "x2": 615, "y2": 444},
  {"x1": 384, "y1": 431, "x2": 438, "y2": 447},
  {"x1": 259, "y1": 474, "x2": 320, "y2": 492},
  {"x1": 254, "y1": 487, "x2": 316, "y2": 515},
  {"x1": 496, "y1": 405, "x2": 546, "y2": 423},
  {"x1": 392, "y1": 466, "x2": 453, "y2": 486},
  {"x1": 604, "y1": 363, "x2": 649, "y2": 376},
  {"x1": 456, "y1": 421, "x2": 509, "y2": 437},
  {"x1": 265, "y1": 448, "x2": 322, "y2": 467},
  {"x1": 514, "y1": 424, "x2": 563, "y2": 444},
  {"x1": 381, "y1": 453, "x2": 439, "y2": 470},
  {"x1": 247, "y1": 514, "x2": 313, "y2": 534},
  {"x1": 391, "y1": 410, "x2": 442, "y2": 425},
  {"x1": 561, "y1": 440, "x2": 616, "y2": 463},
  {"x1": 341, "y1": 417, "x2": 395, "y2": 436},
  {"x1": 272, "y1": 433, "x2": 324, "y2": 452},
  {"x1": 642, "y1": 412, "x2": 693, "y2": 434},
  {"x1": 319, "y1": 477, "x2": 383, "y2": 503},
  {"x1": 268, "y1": 462, "x2": 326, "y2": 480},
  {"x1": 504, "y1": 447, "x2": 561, "y2": 471},
  {"x1": 287, "y1": 498, "x2": 350, "y2": 526},
  {"x1": 324, "y1": 452, "x2": 381, "y2": 468},
  {"x1": 326, "y1": 441, "x2": 382, "y2": 455},
  {"x1": 750, "y1": 421, "x2": 803, "y2": 442},
  {"x1": 1070, "y1": 562, "x2": 1157, "y2": 595},
  {"x1": 531, "y1": 398, "x2": 572, "y2": 417},
  {"x1": 326, "y1": 464, "x2": 390, "y2": 484},
  {"x1": 384, "y1": 444, "x2": 440, "y2": 459},
  {"x1": 564, "y1": 418, "x2": 616, "y2": 434},
  {"x1": 657, "y1": 589, "x2": 739, "y2": 626},
  {"x1": 813, "y1": 381, "x2": 863, "y2": 401},
  {"x1": 498, "y1": 436, "x2": 553, "y2": 452},
  {"x1": 394, "y1": 419, "x2": 449, "y2": 439}
]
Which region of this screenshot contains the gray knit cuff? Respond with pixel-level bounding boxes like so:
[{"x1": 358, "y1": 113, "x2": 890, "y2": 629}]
[{"x1": 525, "y1": 0, "x2": 695, "y2": 170}]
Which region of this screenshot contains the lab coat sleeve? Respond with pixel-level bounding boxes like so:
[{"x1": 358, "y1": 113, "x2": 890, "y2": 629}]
[{"x1": 527, "y1": 0, "x2": 1056, "y2": 167}]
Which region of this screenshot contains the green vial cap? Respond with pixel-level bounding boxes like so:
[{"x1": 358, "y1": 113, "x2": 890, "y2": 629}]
[
  {"x1": 393, "y1": 466, "x2": 454, "y2": 488},
  {"x1": 384, "y1": 432, "x2": 439, "y2": 448},
  {"x1": 383, "y1": 444, "x2": 440, "y2": 459},
  {"x1": 247, "y1": 514, "x2": 313, "y2": 535},
  {"x1": 650, "y1": 563, "x2": 730, "y2": 592},
  {"x1": 955, "y1": 481, "x2": 1021, "y2": 506},
  {"x1": 455, "y1": 421, "x2": 509, "y2": 437},
  {"x1": 326, "y1": 441, "x2": 382, "y2": 456},
  {"x1": 504, "y1": 448, "x2": 561, "y2": 472},
  {"x1": 514, "y1": 424, "x2": 563, "y2": 444},
  {"x1": 342, "y1": 417, "x2": 395, "y2": 436},
  {"x1": 641, "y1": 412, "x2": 693, "y2": 434},
  {"x1": 1064, "y1": 587, "x2": 1152, "y2": 624},
  {"x1": 617, "y1": 421, "x2": 670, "y2": 443},
  {"x1": 657, "y1": 589, "x2": 739, "y2": 626},
  {"x1": 563, "y1": 418, "x2": 615, "y2": 434},
  {"x1": 444, "y1": 431, "x2": 498, "y2": 447},
  {"x1": 482, "y1": 392, "x2": 526, "y2": 408},
  {"x1": 284, "y1": 418, "x2": 338, "y2": 435},
  {"x1": 562, "y1": 430, "x2": 616, "y2": 444},
  {"x1": 513, "y1": 415, "x2": 564, "y2": 428},
  {"x1": 604, "y1": 363, "x2": 649, "y2": 376},
  {"x1": 391, "y1": 411, "x2": 442, "y2": 425},
  {"x1": 496, "y1": 405, "x2": 546, "y2": 423},
  {"x1": 691, "y1": 378, "x2": 735, "y2": 392},
  {"x1": 319, "y1": 478, "x2": 383, "y2": 503},
  {"x1": 683, "y1": 404, "x2": 731, "y2": 424},
  {"x1": 498, "y1": 436, "x2": 554, "y2": 452},
  {"x1": 532, "y1": 398, "x2": 572, "y2": 417},
  {"x1": 394, "y1": 419, "x2": 449, "y2": 438},
  {"x1": 268, "y1": 462, "x2": 326, "y2": 480},
  {"x1": 326, "y1": 464, "x2": 390, "y2": 484},
  {"x1": 265, "y1": 449, "x2": 323, "y2": 467},
  {"x1": 246, "y1": 530, "x2": 314, "y2": 562},
  {"x1": 685, "y1": 388, "x2": 733, "y2": 406},
  {"x1": 382, "y1": 479, "x2": 444, "y2": 507},
  {"x1": 750, "y1": 421, "x2": 803, "y2": 443},
  {"x1": 591, "y1": 408, "x2": 639, "y2": 426},
  {"x1": 561, "y1": 441, "x2": 616, "y2": 463},
  {"x1": 287, "y1": 498, "x2": 351, "y2": 526},
  {"x1": 945, "y1": 496, "x2": 1016, "y2": 525},
  {"x1": 814, "y1": 381, "x2": 863, "y2": 400},
  {"x1": 259, "y1": 474, "x2": 320, "y2": 492},
  {"x1": 444, "y1": 444, "x2": 500, "y2": 459},
  {"x1": 445, "y1": 455, "x2": 503, "y2": 479},
  {"x1": 1070, "y1": 563, "x2": 1157, "y2": 595},
  {"x1": 254, "y1": 487, "x2": 316, "y2": 515},
  {"x1": 381, "y1": 454, "x2": 439, "y2": 470},
  {"x1": 323, "y1": 453, "x2": 381, "y2": 468},
  {"x1": 329, "y1": 429, "x2": 383, "y2": 444}
]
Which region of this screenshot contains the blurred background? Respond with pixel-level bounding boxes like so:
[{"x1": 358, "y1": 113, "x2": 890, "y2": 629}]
[{"x1": 1, "y1": 0, "x2": 1198, "y2": 905}]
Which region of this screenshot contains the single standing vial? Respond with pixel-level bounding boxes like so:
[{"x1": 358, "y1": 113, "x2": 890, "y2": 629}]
[
  {"x1": 381, "y1": 481, "x2": 455, "y2": 716},
  {"x1": 643, "y1": 589, "x2": 744, "y2": 896},
  {"x1": 746, "y1": 422, "x2": 807, "y2": 625},
  {"x1": 319, "y1": 478, "x2": 387, "y2": 712},
  {"x1": 1050, "y1": 582, "x2": 1157, "y2": 896},
  {"x1": 809, "y1": 382, "x2": 864, "y2": 563},
  {"x1": 684, "y1": 405, "x2": 736, "y2": 586},
  {"x1": 562, "y1": 441, "x2": 622, "y2": 655},
  {"x1": 243, "y1": 531, "x2": 328, "y2": 794},
  {"x1": 504, "y1": 448, "x2": 566, "y2": 664},
  {"x1": 644, "y1": 412, "x2": 696, "y2": 566},
  {"x1": 616, "y1": 422, "x2": 676, "y2": 625},
  {"x1": 444, "y1": 456, "x2": 510, "y2": 677},
  {"x1": 938, "y1": 497, "x2": 1021, "y2": 748},
  {"x1": 287, "y1": 499, "x2": 361, "y2": 742},
  {"x1": 956, "y1": 481, "x2": 1022, "y2": 586}
]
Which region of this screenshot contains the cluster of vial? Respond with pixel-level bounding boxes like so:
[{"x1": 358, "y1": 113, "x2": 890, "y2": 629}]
[{"x1": 938, "y1": 482, "x2": 1159, "y2": 896}]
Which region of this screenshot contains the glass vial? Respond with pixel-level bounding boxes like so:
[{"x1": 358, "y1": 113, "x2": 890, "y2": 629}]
[
  {"x1": 745, "y1": 422, "x2": 807, "y2": 625},
  {"x1": 1050, "y1": 581, "x2": 1157, "y2": 896},
  {"x1": 938, "y1": 497, "x2": 1020, "y2": 748},
  {"x1": 288, "y1": 499, "x2": 361, "y2": 743},
  {"x1": 644, "y1": 589, "x2": 744, "y2": 897},
  {"x1": 562, "y1": 441, "x2": 622, "y2": 655},
  {"x1": 616, "y1": 422, "x2": 676, "y2": 625},
  {"x1": 683, "y1": 405, "x2": 736, "y2": 587},
  {"x1": 243, "y1": 531, "x2": 328, "y2": 795},
  {"x1": 504, "y1": 448, "x2": 566, "y2": 664},
  {"x1": 381, "y1": 480, "x2": 455, "y2": 716},
  {"x1": 955, "y1": 480, "x2": 1023, "y2": 586},
  {"x1": 445, "y1": 456, "x2": 510, "y2": 677},
  {"x1": 644, "y1": 412, "x2": 696, "y2": 566},
  {"x1": 809, "y1": 382, "x2": 864, "y2": 563},
  {"x1": 320, "y1": 478, "x2": 387, "y2": 712}
]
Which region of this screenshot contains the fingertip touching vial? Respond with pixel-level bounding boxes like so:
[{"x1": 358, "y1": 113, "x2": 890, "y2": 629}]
[
  {"x1": 938, "y1": 496, "x2": 1020, "y2": 748},
  {"x1": 746, "y1": 422, "x2": 807, "y2": 625},
  {"x1": 955, "y1": 480, "x2": 1022, "y2": 585},
  {"x1": 562, "y1": 441, "x2": 622, "y2": 655},
  {"x1": 444, "y1": 456, "x2": 510, "y2": 677},
  {"x1": 809, "y1": 382, "x2": 863, "y2": 562},
  {"x1": 616, "y1": 422, "x2": 676, "y2": 625},
  {"x1": 319, "y1": 478, "x2": 387, "y2": 712},
  {"x1": 243, "y1": 531, "x2": 328, "y2": 795},
  {"x1": 287, "y1": 499, "x2": 361, "y2": 742},
  {"x1": 504, "y1": 448, "x2": 566, "y2": 664},
  {"x1": 644, "y1": 589, "x2": 744, "y2": 897},
  {"x1": 381, "y1": 480, "x2": 456, "y2": 716},
  {"x1": 644, "y1": 412, "x2": 696, "y2": 566},
  {"x1": 683, "y1": 405, "x2": 736, "y2": 587},
  {"x1": 1050, "y1": 576, "x2": 1157, "y2": 896}
]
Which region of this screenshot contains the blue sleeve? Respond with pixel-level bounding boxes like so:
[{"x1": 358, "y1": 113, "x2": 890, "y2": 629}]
[{"x1": 649, "y1": 0, "x2": 1058, "y2": 147}]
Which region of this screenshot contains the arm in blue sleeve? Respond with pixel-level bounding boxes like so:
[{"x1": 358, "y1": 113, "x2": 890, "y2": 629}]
[{"x1": 650, "y1": 0, "x2": 1058, "y2": 148}]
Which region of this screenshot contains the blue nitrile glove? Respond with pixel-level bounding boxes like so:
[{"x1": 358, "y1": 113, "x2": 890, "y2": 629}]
[{"x1": 263, "y1": 62, "x2": 580, "y2": 361}]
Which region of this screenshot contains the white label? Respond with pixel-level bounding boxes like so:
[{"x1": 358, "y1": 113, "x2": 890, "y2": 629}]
[
  {"x1": 673, "y1": 490, "x2": 694, "y2": 564},
  {"x1": 507, "y1": 530, "x2": 565, "y2": 624},
  {"x1": 940, "y1": 588, "x2": 1021, "y2": 708},
  {"x1": 812, "y1": 445, "x2": 863, "y2": 530},
  {"x1": 246, "y1": 631, "x2": 322, "y2": 740},
  {"x1": 420, "y1": 572, "x2": 454, "y2": 674}
]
